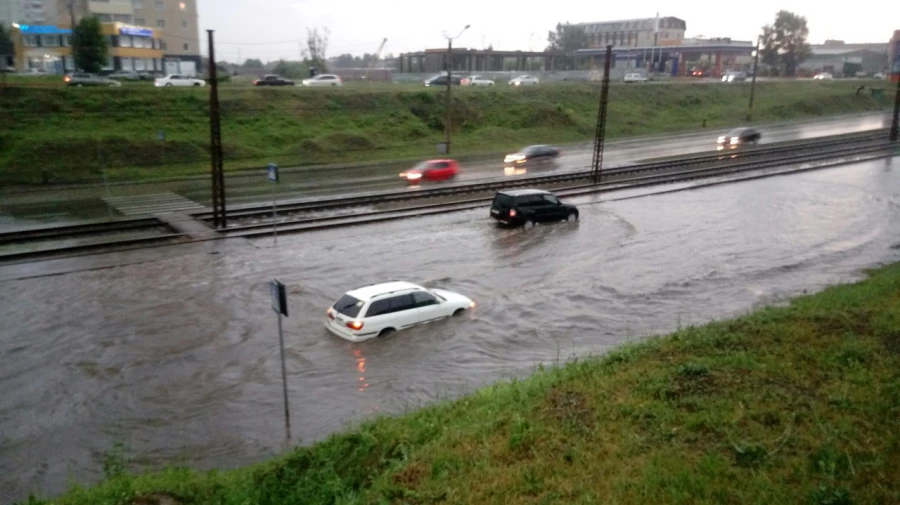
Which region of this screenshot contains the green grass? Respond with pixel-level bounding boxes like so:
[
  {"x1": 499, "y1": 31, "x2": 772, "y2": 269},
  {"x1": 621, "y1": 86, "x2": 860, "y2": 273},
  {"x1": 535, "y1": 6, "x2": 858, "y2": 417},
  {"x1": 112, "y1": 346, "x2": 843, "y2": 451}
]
[
  {"x1": 0, "y1": 80, "x2": 892, "y2": 185},
  {"x1": 22, "y1": 262, "x2": 900, "y2": 505}
]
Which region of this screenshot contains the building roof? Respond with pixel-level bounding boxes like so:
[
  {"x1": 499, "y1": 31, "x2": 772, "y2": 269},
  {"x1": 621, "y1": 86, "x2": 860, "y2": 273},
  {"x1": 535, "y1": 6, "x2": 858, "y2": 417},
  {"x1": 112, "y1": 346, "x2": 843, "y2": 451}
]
[{"x1": 575, "y1": 16, "x2": 683, "y2": 25}]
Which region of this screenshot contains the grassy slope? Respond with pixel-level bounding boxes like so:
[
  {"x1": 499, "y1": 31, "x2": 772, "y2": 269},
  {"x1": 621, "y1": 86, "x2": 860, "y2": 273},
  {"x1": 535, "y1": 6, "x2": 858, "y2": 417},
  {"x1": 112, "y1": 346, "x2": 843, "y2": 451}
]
[
  {"x1": 28, "y1": 263, "x2": 900, "y2": 505},
  {"x1": 0, "y1": 80, "x2": 891, "y2": 184}
]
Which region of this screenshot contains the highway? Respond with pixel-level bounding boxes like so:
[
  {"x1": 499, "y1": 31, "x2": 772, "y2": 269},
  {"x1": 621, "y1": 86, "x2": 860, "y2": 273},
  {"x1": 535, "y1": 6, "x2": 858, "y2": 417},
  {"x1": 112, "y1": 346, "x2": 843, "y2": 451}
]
[
  {"x1": 0, "y1": 113, "x2": 889, "y2": 226},
  {"x1": 1, "y1": 154, "x2": 899, "y2": 502}
]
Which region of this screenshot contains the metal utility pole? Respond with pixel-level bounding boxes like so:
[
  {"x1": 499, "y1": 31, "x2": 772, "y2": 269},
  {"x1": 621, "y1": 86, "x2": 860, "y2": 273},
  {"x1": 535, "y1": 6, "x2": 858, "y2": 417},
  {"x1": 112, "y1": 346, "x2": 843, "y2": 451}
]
[
  {"x1": 591, "y1": 45, "x2": 613, "y2": 185},
  {"x1": 443, "y1": 25, "x2": 470, "y2": 155},
  {"x1": 65, "y1": 0, "x2": 77, "y2": 73},
  {"x1": 747, "y1": 36, "x2": 761, "y2": 122},
  {"x1": 208, "y1": 30, "x2": 227, "y2": 228},
  {"x1": 891, "y1": 75, "x2": 900, "y2": 142}
]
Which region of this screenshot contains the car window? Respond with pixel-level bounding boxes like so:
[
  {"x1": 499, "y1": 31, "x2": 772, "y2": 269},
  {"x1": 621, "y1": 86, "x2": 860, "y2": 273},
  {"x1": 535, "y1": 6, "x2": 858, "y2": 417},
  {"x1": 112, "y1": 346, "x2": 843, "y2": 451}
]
[
  {"x1": 333, "y1": 294, "x2": 364, "y2": 318},
  {"x1": 517, "y1": 195, "x2": 544, "y2": 206},
  {"x1": 494, "y1": 193, "x2": 514, "y2": 207},
  {"x1": 389, "y1": 294, "x2": 416, "y2": 313},
  {"x1": 543, "y1": 195, "x2": 560, "y2": 205},
  {"x1": 429, "y1": 161, "x2": 449, "y2": 169},
  {"x1": 364, "y1": 298, "x2": 391, "y2": 317},
  {"x1": 411, "y1": 291, "x2": 439, "y2": 308},
  {"x1": 727, "y1": 128, "x2": 745, "y2": 136}
]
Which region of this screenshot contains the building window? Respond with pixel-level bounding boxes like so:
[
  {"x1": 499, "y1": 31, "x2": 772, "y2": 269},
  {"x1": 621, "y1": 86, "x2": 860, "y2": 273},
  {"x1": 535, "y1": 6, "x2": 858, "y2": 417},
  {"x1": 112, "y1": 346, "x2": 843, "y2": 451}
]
[
  {"x1": 156, "y1": 19, "x2": 165, "y2": 27},
  {"x1": 135, "y1": 17, "x2": 145, "y2": 25},
  {"x1": 133, "y1": 0, "x2": 143, "y2": 7},
  {"x1": 61, "y1": 35, "x2": 71, "y2": 47},
  {"x1": 120, "y1": 35, "x2": 132, "y2": 48},
  {"x1": 182, "y1": 20, "x2": 187, "y2": 29},
  {"x1": 155, "y1": 0, "x2": 164, "y2": 9},
  {"x1": 183, "y1": 43, "x2": 189, "y2": 51},
  {"x1": 159, "y1": 39, "x2": 167, "y2": 50}
]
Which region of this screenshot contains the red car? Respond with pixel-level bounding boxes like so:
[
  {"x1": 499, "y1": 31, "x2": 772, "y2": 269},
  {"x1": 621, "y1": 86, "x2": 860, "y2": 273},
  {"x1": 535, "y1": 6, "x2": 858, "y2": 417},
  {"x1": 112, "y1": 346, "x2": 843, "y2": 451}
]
[{"x1": 400, "y1": 159, "x2": 459, "y2": 184}]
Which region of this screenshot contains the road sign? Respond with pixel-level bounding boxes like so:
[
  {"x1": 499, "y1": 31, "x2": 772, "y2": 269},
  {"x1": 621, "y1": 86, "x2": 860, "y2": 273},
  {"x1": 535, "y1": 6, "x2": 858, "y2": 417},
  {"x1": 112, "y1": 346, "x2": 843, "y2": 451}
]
[
  {"x1": 267, "y1": 163, "x2": 279, "y2": 183},
  {"x1": 158, "y1": 130, "x2": 165, "y2": 141},
  {"x1": 270, "y1": 279, "x2": 288, "y2": 317}
]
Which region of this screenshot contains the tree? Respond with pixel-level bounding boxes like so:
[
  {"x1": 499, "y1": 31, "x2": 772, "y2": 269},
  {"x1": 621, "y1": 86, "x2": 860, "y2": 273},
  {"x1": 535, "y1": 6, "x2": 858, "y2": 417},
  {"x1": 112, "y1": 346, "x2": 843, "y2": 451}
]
[
  {"x1": 0, "y1": 25, "x2": 14, "y2": 63},
  {"x1": 546, "y1": 22, "x2": 587, "y2": 52},
  {"x1": 72, "y1": 17, "x2": 108, "y2": 73},
  {"x1": 243, "y1": 58, "x2": 264, "y2": 69},
  {"x1": 760, "y1": 11, "x2": 811, "y2": 77},
  {"x1": 272, "y1": 59, "x2": 309, "y2": 79},
  {"x1": 546, "y1": 22, "x2": 587, "y2": 70},
  {"x1": 303, "y1": 27, "x2": 329, "y2": 72}
]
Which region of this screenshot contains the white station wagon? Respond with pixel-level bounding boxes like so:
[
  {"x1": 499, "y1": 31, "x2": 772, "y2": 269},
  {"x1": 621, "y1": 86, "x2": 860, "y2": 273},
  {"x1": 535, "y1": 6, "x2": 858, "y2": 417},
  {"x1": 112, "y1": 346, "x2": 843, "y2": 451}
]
[{"x1": 325, "y1": 281, "x2": 474, "y2": 342}]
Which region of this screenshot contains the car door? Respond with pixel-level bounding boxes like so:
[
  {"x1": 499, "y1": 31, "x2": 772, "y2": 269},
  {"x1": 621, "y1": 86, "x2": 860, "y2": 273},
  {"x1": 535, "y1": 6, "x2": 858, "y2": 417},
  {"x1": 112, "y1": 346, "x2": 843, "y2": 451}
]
[
  {"x1": 386, "y1": 294, "x2": 420, "y2": 329},
  {"x1": 542, "y1": 194, "x2": 567, "y2": 220},
  {"x1": 432, "y1": 161, "x2": 452, "y2": 180},
  {"x1": 409, "y1": 291, "x2": 447, "y2": 323}
]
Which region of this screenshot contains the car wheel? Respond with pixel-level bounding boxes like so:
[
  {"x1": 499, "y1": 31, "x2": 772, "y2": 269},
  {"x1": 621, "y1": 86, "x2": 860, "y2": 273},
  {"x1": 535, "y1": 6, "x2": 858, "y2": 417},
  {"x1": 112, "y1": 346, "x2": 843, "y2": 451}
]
[
  {"x1": 378, "y1": 328, "x2": 395, "y2": 338},
  {"x1": 165, "y1": 83, "x2": 173, "y2": 87},
  {"x1": 567, "y1": 210, "x2": 579, "y2": 221},
  {"x1": 524, "y1": 218, "x2": 535, "y2": 228},
  {"x1": 453, "y1": 308, "x2": 466, "y2": 316},
  {"x1": 75, "y1": 83, "x2": 83, "y2": 87},
  {"x1": 193, "y1": 83, "x2": 201, "y2": 86},
  {"x1": 108, "y1": 83, "x2": 117, "y2": 87}
]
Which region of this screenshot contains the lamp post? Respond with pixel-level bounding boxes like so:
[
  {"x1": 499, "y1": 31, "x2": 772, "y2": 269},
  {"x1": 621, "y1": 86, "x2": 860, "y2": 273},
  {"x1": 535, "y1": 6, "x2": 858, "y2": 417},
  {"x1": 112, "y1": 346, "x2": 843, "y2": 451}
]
[
  {"x1": 747, "y1": 35, "x2": 761, "y2": 122},
  {"x1": 443, "y1": 24, "x2": 470, "y2": 155}
]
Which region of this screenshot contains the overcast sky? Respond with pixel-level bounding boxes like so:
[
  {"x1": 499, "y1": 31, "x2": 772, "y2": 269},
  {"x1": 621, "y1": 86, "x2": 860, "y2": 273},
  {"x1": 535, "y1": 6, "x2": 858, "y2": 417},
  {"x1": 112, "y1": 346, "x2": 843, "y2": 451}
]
[{"x1": 196, "y1": 0, "x2": 899, "y2": 62}]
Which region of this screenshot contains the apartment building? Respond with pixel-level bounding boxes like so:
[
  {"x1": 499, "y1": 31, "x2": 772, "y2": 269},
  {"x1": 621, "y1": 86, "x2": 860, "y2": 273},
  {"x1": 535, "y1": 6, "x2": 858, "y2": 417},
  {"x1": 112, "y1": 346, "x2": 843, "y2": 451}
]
[{"x1": 0, "y1": 0, "x2": 52, "y2": 26}]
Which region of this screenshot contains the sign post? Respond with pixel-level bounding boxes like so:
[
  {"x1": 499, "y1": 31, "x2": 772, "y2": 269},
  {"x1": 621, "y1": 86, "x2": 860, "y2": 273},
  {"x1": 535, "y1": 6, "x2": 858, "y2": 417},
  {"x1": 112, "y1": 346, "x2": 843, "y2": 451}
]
[
  {"x1": 270, "y1": 279, "x2": 291, "y2": 443},
  {"x1": 267, "y1": 163, "x2": 279, "y2": 246}
]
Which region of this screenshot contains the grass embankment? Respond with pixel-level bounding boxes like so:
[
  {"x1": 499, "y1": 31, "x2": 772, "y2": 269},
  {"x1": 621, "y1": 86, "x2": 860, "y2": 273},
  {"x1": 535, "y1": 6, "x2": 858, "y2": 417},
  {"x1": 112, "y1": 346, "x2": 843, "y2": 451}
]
[
  {"x1": 0, "y1": 80, "x2": 890, "y2": 185},
  {"x1": 28, "y1": 263, "x2": 900, "y2": 505}
]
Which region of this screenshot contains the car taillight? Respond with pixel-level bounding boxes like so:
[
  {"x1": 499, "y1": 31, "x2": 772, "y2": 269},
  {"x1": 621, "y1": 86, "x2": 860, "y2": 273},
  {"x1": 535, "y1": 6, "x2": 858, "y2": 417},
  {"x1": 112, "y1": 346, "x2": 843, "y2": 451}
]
[
  {"x1": 327, "y1": 308, "x2": 335, "y2": 320},
  {"x1": 347, "y1": 320, "x2": 363, "y2": 330},
  {"x1": 64, "y1": 76, "x2": 70, "y2": 82},
  {"x1": 509, "y1": 209, "x2": 517, "y2": 217},
  {"x1": 253, "y1": 80, "x2": 259, "y2": 85}
]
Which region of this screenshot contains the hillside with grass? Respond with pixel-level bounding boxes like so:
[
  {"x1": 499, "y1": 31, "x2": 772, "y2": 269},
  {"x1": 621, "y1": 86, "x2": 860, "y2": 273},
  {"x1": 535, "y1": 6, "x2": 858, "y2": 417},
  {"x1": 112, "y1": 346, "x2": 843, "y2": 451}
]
[{"x1": 0, "y1": 80, "x2": 891, "y2": 184}]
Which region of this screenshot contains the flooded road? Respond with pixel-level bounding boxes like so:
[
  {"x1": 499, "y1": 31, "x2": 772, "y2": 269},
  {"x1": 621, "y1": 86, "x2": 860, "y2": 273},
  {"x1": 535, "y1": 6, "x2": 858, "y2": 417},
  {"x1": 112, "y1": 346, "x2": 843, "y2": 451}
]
[{"x1": 2, "y1": 156, "x2": 900, "y2": 502}]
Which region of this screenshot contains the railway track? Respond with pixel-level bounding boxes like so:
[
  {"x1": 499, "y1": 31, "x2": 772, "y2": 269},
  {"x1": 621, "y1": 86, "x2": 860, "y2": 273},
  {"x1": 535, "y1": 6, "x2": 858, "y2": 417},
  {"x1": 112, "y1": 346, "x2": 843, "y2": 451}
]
[
  {"x1": 198, "y1": 128, "x2": 890, "y2": 225},
  {"x1": 218, "y1": 137, "x2": 896, "y2": 238},
  {"x1": 0, "y1": 217, "x2": 186, "y2": 264},
  {"x1": 0, "y1": 129, "x2": 894, "y2": 263}
]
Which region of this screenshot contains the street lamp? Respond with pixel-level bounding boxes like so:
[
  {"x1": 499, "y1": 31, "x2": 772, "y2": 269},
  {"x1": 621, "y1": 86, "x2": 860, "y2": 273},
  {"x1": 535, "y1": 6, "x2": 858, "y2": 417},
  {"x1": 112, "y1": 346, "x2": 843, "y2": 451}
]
[
  {"x1": 747, "y1": 35, "x2": 761, "y2": 122},
  {"x1": 443, "y1": 24, "x2": 470, "y2": 155}
]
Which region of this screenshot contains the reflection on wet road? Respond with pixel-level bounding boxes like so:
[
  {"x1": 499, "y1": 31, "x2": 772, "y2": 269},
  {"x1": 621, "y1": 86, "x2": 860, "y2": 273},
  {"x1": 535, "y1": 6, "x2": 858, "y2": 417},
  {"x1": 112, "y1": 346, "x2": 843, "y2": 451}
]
[{"x1": 1, "y1": 156, "x2": 899, "y2": 502}]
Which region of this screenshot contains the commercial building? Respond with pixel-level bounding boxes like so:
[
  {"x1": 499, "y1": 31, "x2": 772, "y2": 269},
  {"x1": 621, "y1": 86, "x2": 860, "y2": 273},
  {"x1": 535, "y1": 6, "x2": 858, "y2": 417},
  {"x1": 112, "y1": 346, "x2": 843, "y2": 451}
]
[
  {"x1": 10, "y1": 21, "x2": 164, "y2": 74},
  {"x1": 576, "y1": 37, "x2": 754, "y2": 77},
  {"x1": 800, "y1": 40, "x2": 889, "y2": 76},
  {"x1": 576, "y1": 16, "x2": 686, "y2": 49},
  {"x1": 47, "y1": 0, "x2": 200, "y2": 68}
]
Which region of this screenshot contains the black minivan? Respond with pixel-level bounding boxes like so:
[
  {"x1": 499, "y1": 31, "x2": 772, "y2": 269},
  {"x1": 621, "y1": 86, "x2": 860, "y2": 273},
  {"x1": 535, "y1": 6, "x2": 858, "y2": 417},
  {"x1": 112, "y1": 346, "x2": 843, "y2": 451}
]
[{"x1": 489, "y1": 189, "x2": 579, "y2": 227}]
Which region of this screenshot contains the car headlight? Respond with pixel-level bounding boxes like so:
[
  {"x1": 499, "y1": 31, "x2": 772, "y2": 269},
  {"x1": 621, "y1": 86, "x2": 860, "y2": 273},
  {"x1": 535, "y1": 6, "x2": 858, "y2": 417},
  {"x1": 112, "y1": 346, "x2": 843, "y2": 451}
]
[
  {"x1": 730, "y1": 138, "x2": 739, "y2": 145},
  {"x1": 717, "y1": 136, "x2": 726, "y2": 143},
  {"x1": 406, "y1": 173, "x2": 422, "y2": 180}
]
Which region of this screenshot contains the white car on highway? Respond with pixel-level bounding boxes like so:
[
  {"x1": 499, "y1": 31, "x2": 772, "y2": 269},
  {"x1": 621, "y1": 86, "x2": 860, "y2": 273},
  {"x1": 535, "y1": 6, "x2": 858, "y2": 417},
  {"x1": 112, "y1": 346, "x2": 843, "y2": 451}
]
[
  {"x1": 301, "y1": 74, "x2": 343, "y2": 87},
  {"x1": 624, "y1": 73, "x2": 649, "y2": 83},
  {"x1": 813, "y1": 72, "x2": 834, "y2": 80},
  {"x1": 325, "y1": 281, "x2": 474, "y2": 342},
  {"x1": 462, "y1": 75, "x2": 495, "y2": 86},
  {"x1": 154, "y1": 74, "x2": 206, "y2": 87},
  {"x1": 509, "y1": 75, "x2": 539, "y2": 86}
]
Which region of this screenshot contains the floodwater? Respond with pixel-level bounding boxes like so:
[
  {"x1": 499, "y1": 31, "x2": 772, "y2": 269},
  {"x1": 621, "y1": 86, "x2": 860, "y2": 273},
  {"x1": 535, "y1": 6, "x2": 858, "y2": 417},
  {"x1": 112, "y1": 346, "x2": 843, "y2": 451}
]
[{"x1": 2, "y1": 156, "x2": 900, "y2": 503}]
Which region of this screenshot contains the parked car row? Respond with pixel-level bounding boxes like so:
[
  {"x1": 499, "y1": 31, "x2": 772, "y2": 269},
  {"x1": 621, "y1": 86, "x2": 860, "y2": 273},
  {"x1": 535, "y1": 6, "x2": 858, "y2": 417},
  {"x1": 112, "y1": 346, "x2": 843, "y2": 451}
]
[
  {"x1": 326, "y1": 187, "x2": 580, "y2": 343},
  {"x1": 423, "y1": 74, "x2": 541, "y2": 87}
]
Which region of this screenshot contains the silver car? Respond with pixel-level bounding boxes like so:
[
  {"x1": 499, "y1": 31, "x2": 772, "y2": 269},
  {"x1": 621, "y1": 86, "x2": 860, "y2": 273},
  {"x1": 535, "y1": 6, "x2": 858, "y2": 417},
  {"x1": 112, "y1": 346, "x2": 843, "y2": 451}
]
[{"x1": 63, "y1": 72, "x2": 122, "y2": 87}]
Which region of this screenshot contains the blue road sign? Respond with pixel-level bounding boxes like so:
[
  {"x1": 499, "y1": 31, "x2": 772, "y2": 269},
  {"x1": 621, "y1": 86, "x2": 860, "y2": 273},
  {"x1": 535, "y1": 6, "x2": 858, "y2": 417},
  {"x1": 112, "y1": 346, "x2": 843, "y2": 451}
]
[{"x1": 267, "y1": 163, "x2": 279, "y2": 183}]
